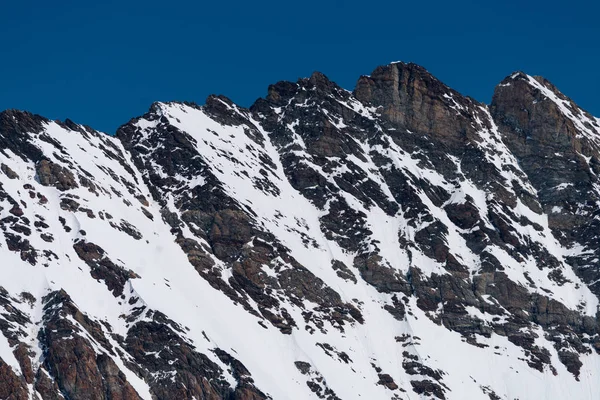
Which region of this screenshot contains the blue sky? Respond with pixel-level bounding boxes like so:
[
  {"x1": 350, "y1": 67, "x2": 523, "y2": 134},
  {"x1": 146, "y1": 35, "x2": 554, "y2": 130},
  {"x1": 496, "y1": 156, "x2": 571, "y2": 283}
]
[{"x1": 1, "y1": 1, "x2": 597, "y2": 133}]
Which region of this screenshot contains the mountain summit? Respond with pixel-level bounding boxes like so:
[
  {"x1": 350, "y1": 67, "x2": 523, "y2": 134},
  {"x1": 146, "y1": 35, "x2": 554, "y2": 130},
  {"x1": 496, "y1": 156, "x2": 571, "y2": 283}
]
[{"x1": 1, "y1": 62, "x2": 600, "y2": 400}]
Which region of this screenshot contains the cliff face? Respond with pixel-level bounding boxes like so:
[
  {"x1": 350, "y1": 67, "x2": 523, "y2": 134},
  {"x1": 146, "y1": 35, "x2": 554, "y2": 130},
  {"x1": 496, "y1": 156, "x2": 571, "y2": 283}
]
[{"x1": 0, "y1": 62, "x2": 599, "y2": 400}]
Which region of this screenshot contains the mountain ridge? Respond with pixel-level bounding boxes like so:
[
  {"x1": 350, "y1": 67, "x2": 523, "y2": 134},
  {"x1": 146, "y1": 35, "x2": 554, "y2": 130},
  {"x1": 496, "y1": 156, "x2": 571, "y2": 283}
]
[
  {"x1": 0, "y1": 61, "x2": 600, "y2": 400},
  {"x1": 3, "y1": 63, "x2": 568, "y2": 137}
]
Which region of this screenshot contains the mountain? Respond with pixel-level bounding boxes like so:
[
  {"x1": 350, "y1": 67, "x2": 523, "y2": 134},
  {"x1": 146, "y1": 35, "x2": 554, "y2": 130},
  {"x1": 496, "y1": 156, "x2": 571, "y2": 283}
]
[{"x1": 1, "y1": 61, "x2": 600, "y2": 400}]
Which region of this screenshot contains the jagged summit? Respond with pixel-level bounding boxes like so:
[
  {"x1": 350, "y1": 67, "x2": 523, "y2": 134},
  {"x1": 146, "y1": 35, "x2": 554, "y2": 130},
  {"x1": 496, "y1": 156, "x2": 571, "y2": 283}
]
[
  {"x1": 1, "y1": 61, "x2": 600, "y2": 400},
  {"x1": 499, "y1": 70, "x2": 568, "y2": 96}
]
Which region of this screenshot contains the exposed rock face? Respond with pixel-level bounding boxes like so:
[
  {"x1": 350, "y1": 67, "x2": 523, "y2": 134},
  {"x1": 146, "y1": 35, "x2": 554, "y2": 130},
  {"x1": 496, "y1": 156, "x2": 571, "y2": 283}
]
[
  {"x1": 491, "y1": 72, "x2": 600, "y2": 296},
  {"x1": 39, "y1": 290, "x2": 143, "y2": 400},
  {"x1": 73, "y1": 240, "x2": 139, "y2": 297},
  {"x1": 0, "y1": 358, "x2": 30, "y2": 400},
  {"x1": 124, "y1": 316, "x2": 242, "y2": 400},
  {"x1": 354, "y1": 62, "x2": 477, "y2": 149},
  {"x1": 36, "y1": 159, "x2": 79, "y2": 191},
  {"x1": 0, "y1": 62, "x2": 600, "y2": 399}
]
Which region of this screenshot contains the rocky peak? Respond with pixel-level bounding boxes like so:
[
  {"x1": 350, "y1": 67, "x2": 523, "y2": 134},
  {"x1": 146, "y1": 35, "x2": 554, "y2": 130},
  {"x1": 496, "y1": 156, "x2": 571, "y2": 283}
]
[
  {"x1": 491, "y1": 71, "x2": 600, "y2": 155},
  {"x1": 353, "y1": 62, "x2": 446, "y2": 108},
  {"x1": 491, "y1": 70, "x2": 600, "y2": 298},
  {"x1": 305, "y1": 71, "x2": 339, "y2": 94},
  {"x1": 204, "y1": 95, "x2": 256, "y2": 128},
  {"x1": 263, "y1": 80, "x2": 299, "y2": 106},
  {"x1": 353, "y1": 62, "x2": 484, "y2": 150},
  {"x1": 0, "y1": 109, "x2": 49, "y2": 132},
  {"x1": 258, "y1": 71, "x2": 345, "y2": 110},
  {"x1": 0, "y1": 110, "x2": 48, "y2": 162},
  {"x1": 308, "y1": 70, "x2": 331, "y2": 85},
  {"x1": 491, "y1": 70, "x2": 600, "y2": 200},
  {"x1": 251, "y1": 70, "x2": 371, "y2": 159}
]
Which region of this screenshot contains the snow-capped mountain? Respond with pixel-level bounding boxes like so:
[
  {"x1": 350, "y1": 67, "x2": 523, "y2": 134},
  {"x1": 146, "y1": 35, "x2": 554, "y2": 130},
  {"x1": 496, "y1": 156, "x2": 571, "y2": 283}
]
[{"x1": 1, "y1": 62, "x2": 600, "y2": 400}]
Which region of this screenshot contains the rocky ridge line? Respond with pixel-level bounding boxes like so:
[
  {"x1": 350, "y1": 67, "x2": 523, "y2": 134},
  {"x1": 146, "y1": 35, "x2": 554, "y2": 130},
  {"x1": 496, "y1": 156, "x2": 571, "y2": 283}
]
[{"x1": 0, "y1": 61, "x2": 599, "y2": 399}]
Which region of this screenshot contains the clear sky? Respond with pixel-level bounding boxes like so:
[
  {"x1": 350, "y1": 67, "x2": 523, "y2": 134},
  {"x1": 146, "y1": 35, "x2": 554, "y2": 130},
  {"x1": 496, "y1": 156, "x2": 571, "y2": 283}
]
[{"x1": 1, "y1": 0, "x2": 597, "y2": 133}]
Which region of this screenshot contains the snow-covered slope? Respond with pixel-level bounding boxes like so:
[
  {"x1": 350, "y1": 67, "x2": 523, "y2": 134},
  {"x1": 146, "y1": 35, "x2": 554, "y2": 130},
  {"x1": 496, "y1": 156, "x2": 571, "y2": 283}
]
[{"x1": 1, "y1": 62, "x2": 600, "y2": 400}]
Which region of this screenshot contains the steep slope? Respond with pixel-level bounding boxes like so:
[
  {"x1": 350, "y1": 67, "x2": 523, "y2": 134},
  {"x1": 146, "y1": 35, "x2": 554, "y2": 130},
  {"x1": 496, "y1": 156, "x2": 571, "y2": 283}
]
[
  {"x1": 0, "y1": 62, "x2": 599, "y2": 400},
  {"x1": 491, "y1": 72, "x2": 600, "y2": 296},
  {"x1": 0, "y1": 111, "x2": 266, "y2": 399}
]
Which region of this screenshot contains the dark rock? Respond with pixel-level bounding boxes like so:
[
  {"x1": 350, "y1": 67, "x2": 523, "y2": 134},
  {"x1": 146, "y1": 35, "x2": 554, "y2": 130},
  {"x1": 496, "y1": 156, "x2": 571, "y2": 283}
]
[
  {"x1": 0, "y1": 358, "x2": 30, "y2": 400},
  {"x1": 377, "y1": 373, "x2": 398, "y2": 390},
  {"x1": 1, "y1": 163, "x2": 19, "y2": 179},
  {"x1": 38, "y1": 290, "x2": 142, "y2": 400},
  {"x1": 331, "y1": 260, "x2": 357, "y2": 283},
  {"x1": 411, "y1": 379, "x2": 446, "y2": 399},
  {"x1": 36, "y1": 159, "x2": 79, "y2": 191},
  {"x1": 73, "y1": 240, "x2": 139, "y2": 296},
  {"x1": 124, "y1": 315, "x2": 235, "y2": 400}
]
